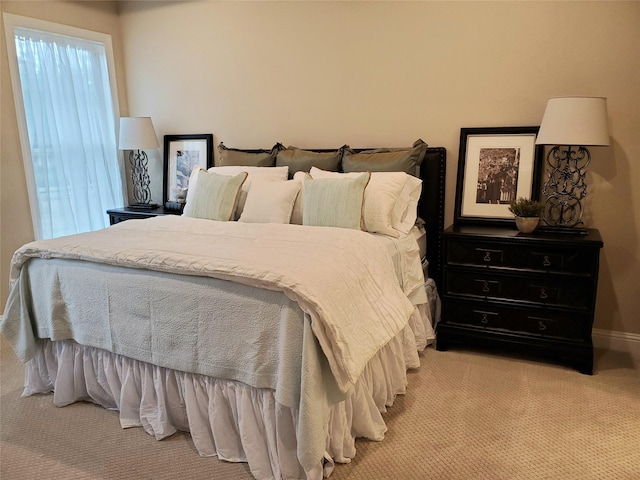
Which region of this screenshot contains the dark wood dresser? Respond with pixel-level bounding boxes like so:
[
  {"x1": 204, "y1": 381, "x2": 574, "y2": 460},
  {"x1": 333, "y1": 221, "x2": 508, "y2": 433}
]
[{"x1": 437, "y1": 224, "x2": 603, "y2": 374}]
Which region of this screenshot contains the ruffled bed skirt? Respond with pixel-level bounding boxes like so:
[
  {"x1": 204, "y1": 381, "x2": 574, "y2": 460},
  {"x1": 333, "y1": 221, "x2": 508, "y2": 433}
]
[{"x1": 23, "y1": 304, "x2": 431, "y2": 480}]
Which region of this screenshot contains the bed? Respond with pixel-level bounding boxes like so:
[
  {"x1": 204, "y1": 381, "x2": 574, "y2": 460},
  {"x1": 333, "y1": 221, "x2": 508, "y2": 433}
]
[{"x1": 1, "y1": 141, "x2": 446, "y2": 480}]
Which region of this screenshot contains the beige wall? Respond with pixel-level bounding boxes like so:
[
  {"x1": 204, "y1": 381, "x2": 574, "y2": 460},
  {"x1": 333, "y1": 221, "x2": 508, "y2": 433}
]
[{"x1": 2, "y1": 1, "x2": 639, "y2": 337}]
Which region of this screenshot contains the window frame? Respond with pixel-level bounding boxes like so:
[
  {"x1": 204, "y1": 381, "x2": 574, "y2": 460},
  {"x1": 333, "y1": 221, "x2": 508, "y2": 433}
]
[{"x1": 3, "y1": 13, "x2": 126, "y2": 239}]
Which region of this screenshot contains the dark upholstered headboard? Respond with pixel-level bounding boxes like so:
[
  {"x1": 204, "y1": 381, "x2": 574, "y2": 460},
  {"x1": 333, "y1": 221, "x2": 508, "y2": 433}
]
[{"x1": 418, "y1": 147, "x2": 446, "y2": 291}]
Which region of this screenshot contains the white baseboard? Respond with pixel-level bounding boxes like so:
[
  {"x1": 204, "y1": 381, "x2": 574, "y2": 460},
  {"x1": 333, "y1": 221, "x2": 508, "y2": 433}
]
[{"x1": 592, "y1": 328, "x2": 640, "y2": 365}]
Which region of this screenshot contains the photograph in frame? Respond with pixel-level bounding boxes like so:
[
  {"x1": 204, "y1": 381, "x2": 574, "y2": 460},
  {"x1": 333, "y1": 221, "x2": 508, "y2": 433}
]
[
  {"x1": 163, "y1": 134, "x2": 213, "y2": 206},
  {"x1": 454, "y1": 127, "x2": 543, "y2": 226}
]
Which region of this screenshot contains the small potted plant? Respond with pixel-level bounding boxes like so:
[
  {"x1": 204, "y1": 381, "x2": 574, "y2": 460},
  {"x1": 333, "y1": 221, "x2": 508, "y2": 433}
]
[{"x1": 508, "y1": 197, "x2": 543, "y2": 233}]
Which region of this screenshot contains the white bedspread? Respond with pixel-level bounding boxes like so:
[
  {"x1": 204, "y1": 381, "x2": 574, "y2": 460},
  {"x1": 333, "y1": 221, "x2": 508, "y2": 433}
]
[{"x1": 4, "y1": 216, "x2": 416, "y2": 394}]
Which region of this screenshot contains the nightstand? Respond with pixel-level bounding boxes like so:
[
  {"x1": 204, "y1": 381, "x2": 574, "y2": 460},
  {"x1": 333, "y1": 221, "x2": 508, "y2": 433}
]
[
  {"x1": 107, "y1": 206, "x2": 182, "y2": 225},
  {"x1": 437, "y1": 224, "x2": 603, "y2": 374}
]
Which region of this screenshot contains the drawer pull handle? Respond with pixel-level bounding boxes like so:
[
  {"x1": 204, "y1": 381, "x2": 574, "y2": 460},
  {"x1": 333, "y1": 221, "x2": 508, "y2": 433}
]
[
  {"x1": 538, "y1": 321, "x2": 547, "y2": 331},
  {"x1": 481, "y1": 314, "x2": 489, "y2": 324},
  {"x1": 543, "y1": 256, "x2": 551, "y2": 267},
  {"x1": 482, "y1": 281, "x2": 490, "y2": 293},
  {"x1": 484, "y1": 252, "x2": 491, "y2": 262},
  {"x1": 540, "y1": 288, "x2": 548, "y2": 299}
]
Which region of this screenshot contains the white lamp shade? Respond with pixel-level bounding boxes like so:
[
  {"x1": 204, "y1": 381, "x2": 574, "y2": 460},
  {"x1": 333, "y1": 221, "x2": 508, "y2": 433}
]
[
  {"x1": 535, "y1": 96, "x2": 610, "y2": 146},
  {"x1": 118, "y1": 117, "x2": 159, "y2": 150}
]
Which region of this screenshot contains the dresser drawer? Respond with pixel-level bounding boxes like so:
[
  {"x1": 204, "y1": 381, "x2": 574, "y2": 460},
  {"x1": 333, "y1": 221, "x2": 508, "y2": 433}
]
[
  {"x1": 446, "y1": 238, "x2": 598, "y2": 275},
  {"x1": 443, "y1": 300, "x2": 589, "y2": 341},
  {"x1": 444, "y1": 268, "x2": 594, "y2": 310}
]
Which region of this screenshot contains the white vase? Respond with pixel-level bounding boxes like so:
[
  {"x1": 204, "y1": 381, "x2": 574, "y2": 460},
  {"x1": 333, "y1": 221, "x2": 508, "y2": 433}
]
[{"x1": 515, "y1": 216, "x2": 540, "y2": 233}]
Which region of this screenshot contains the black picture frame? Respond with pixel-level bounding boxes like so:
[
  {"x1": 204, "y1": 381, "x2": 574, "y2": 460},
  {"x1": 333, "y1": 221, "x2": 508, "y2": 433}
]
[
  {"x1": 454, "y1": 126, "x2": 543, "y2": 226},
  {"x1": 163, "y1": 134, "x2": 213, "y2": 206}
]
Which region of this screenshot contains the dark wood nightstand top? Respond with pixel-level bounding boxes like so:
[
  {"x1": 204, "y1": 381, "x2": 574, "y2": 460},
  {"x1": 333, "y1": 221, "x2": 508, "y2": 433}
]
[
  {"x1": 107, "y1": 206, "x2": 181, "y2": 218},
  {"x1": 107, "y1": 206, "x2": 182, "y2": 225},
  {"x1": 444, "y1": 224, "x2": 603, "y2": 247}
]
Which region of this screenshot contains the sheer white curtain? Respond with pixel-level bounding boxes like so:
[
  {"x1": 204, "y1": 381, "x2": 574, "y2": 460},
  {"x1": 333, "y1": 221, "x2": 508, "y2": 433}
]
[{"x1": 11, "y1": 23, "x2": 124, "y2": 239}]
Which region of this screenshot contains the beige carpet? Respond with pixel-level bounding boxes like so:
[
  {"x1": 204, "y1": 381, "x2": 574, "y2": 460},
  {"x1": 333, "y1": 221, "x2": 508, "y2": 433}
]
[{"x1": 2, "y1": 335, "x2": 639, "y2": 480}]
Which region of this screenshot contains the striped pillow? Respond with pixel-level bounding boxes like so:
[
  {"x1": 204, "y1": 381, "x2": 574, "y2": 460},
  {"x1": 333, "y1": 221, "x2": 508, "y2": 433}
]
[
  {"x1": 182, "y1": 169, "x2": 248, "y2": 221},
  {"x1": 302, "y1": 172, "x2": 370, "y2": 230}
]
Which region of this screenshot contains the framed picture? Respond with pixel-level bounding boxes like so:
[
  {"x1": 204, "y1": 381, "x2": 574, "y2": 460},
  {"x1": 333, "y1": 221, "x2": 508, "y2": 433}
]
[
  {"x1": 163, "y1": 134, "x2": 213, "y2": 205},
  {"x1": 454, "y1": 126, "x2": 543, "y2": 226}
]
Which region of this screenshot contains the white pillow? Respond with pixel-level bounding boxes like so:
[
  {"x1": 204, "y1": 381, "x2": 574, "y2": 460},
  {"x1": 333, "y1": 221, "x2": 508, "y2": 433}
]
[
  {"x1": 208, "y1": 165, "x2": 289, "y2": 179},
  {"x1": 182, "y1": 169, "x2": 247, "y2": 221},
  {"x1": 310, "y1": 167, "x2": 417, "y2": 237},
  {"x1": 393, "y1": 175, "x2": 423, "y2": 234},
  {"x1": 239, "y1": 179, "x2": 302, "y2": 224},
  {"x1": 290, "y1": 171, "x2": 310, "y2": 224},
  {"x1": 183, "y1": 166, "x2": 202, "y2": 207},
  {"x1": 208, "y1": 166, "x2": 289, "y2": 218}
]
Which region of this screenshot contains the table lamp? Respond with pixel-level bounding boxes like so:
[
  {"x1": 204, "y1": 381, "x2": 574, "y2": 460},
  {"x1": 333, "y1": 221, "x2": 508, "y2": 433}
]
[
  {"x1": 535, "y1": 96, "x2": 609, "y2": 232},
  {"x1": 118, "y1": 117, "x2": 160, "y2": 209}
]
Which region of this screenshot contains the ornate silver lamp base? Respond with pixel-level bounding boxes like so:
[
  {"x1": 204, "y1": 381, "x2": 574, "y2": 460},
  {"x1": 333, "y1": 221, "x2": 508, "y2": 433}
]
[
  {"x1": 129, "y1": 149, "x2": 158, "y2": 210},
  {"x1": 541, "y1": 145, "x2": 591, "y2": 233}
]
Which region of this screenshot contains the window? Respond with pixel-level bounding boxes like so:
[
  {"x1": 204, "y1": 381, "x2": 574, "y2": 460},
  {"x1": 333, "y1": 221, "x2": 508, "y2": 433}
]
[{"x1": 4, "y1": 14, "x2": 125, "y2": 240}]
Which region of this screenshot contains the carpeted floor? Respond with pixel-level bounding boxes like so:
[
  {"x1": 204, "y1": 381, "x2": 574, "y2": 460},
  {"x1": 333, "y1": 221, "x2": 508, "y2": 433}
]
[{"x1": 1, "y1": 335, "x2": 639, "y2": 479}]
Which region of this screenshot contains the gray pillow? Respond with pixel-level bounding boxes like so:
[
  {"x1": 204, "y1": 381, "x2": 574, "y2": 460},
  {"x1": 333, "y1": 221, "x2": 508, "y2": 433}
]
[
  {"x1": 342, "y1": 139, "x2": 428, "y2": 176},
  {"x1": 276, "y1": 146, "x2": 343, "y2": 177},
  {"x1": 217, "y1": 142, "x2": 280, "y2": 167}
]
